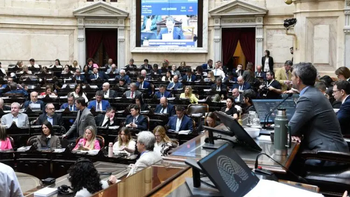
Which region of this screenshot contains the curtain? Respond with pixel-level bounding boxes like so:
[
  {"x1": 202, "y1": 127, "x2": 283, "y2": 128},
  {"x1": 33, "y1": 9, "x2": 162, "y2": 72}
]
[
  {"x1": 239, "y1": 28, "x2": 256, "y2": 67},
  {"x1": 102, "y1": 30, "x2": 117, "y2": 63},
  {"x1": 86, "y1": 30, "x2": 103, "y2": 61},
  {"x1": 222, "y1": 28, "x2": 240, "y2": 66}
]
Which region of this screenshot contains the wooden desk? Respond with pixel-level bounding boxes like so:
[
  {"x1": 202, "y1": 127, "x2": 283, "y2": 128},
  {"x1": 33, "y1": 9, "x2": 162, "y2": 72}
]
[{"x1": 164, "y1": 131, "x2": 300, "y2": 173}]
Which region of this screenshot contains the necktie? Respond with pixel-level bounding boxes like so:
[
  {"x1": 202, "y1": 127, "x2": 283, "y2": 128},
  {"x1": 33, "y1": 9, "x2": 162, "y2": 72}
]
[
  {"x1": 103, "y1": 118, "x2": 110, "y2": 127},
  {"x1": 97, "y1": 102, "x2": 100, "y2": 111},
  {"x1": 161, "y1": 93, "x2": 164, "y2": 97},
  {"x1": 239, "y1": 85, "x2": 243, "y2": 90},
  {"x1": 70, "y1": 105, "x2": 73, "y2": 111},
  {"x1": 131, "y1": 91, "x2": 134, "y2": 98}
]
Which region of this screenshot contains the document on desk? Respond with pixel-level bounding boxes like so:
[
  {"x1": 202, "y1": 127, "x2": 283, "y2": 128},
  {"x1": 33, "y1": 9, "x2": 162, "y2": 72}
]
[
  {"x1": 34, "y1": 187, "x2": 58, "y2": 197},
  {"x1": 244, "y1": 179, "x2": 323, "y2": 197}
]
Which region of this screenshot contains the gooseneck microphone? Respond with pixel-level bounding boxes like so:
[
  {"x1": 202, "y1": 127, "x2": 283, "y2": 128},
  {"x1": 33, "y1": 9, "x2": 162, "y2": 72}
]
[{"x1": 263, "y1": 93, "x2": 293, "y2": 128}]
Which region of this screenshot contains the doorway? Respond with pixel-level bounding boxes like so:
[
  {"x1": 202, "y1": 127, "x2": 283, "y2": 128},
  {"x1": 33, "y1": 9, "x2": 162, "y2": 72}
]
[
  {"x1": 85, "y1": 29, "x2": 118, "y2": 66},
  {"x1": 222, "y1": 28, "x2": 255, "y2": 71}
]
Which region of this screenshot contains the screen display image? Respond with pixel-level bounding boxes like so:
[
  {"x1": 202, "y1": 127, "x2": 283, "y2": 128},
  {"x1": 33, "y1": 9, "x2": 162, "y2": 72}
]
[
  {"x1": 252, "y1": 99, "x2": 296, "y2": 123},
  {"x1": 141, "y1": 0, "x2": 198, "y2": 47}
]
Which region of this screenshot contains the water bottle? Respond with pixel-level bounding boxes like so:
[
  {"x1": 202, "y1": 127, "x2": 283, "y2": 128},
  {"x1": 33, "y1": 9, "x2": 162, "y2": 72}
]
[
  {"x1": 108, "y1": 142, "x2": 113, "y2": 157},
  {"x1": 273, "y1": 109, "x2": 291, "y2": 156}
]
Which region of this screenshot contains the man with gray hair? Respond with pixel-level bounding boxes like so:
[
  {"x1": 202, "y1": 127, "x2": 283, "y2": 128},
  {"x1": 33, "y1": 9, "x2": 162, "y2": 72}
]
[
  {"x1": 289, "y1": 62, "x2": 348, "y2": 167},
  {"x1": 124, "y1": 83, "x2": 142, "y2": 99},
  {"x1": 1, "y1": 102, "x2": 29, "y2": 128},
  {"x1": 102, "y1": 82, "x2": 117, "y2": 98},
  {"x1": 116, "y1": 69, "x2": 131, "y2": 84},
  {"x1": 127, "y1": 131, "x2": 162, "y2": 177}
]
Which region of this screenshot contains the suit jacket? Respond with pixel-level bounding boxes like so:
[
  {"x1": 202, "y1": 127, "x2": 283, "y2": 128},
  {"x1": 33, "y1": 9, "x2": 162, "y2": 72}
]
[
  {"x1": 103, "y1": 90, "x2": 117, "y2": 98},
  {"x1": 23, "y1": 100, "x2": 45, "y2": 111},
  {"x1": 95, "y1": 114, "x2": 118, "y2": 127},
  {"x1": 73, "y1": 75, "x2": 86, "y2": 83},
  {"x1": 125, "y1": 114, "x2": 148, "y2": 131},
  {"x1": 275, "y1": 67, "x2": 292, "y2": 91},
  {"x1": 255, "y1": 71, "x2": 266, "y2": 81},
  {"x1": 182, "y1": 75, "x2": 196, "y2": 82},
  {"x1": 35, "y1": 135, "x2": 61, "y2": 149},
  {"x1": 154, "y1": 91, "x2": 172, "y2": 99},
  {"x1": 60, "y1": 103, "x2": 77, "y2": 111},
  {"x1": 261, "y1": 56, "x2": 274, "y2": 72},
  {"x1": 116, "y1": 75, "x2": 131, "y2": 84},
  {"x1": 65, "y1": 108, "x2": 97, "y2": 138},
  {"x1": 154, "y1": 104, "x2": 175, "y2": 116},
  {"x1": 157, "y1": 27, "x2": 184, "y2": 40},
  {"x1": 167, "y1": 115, "x2": 193, "y2": 132},
  {"x1": 141, "y1": 64, "x2": 152, "y2": 70},
  {"x1": 36, "y1": 113, "x2": 64, "y2": 127},
  {"x1": 337, "y1": 96, "x2": 350, "y2": 135},
  {"x1": 211, "y1": 84, "x2": 227, "y2": 92},
  {"x1": 231, "y1": 82, "x2": 251, "y2": 91},
  {"x1": 90, "y1": 71, "x2": 107, "y2": 81},
  {"x1": 135, "y1": 81, "x2": 152, "y2": 94},
  {"x1": 1, "y1": 113, "x2": 29, "y2": 128},
  {"x1": 289, "y1": 87, "x2": 348, "y2": 153},
  {"x1": 124, "y1": 90, "x2": 142, "y2": 99},
  {"x1": 167, "y1": 82, "x2": 183, "y2": 90},
  {"x1": 87, "y1": 100, "x2": 111, "y2": 111},
  {"x1": 127, "y1": 151, "x2": 162, "y2": 177}
]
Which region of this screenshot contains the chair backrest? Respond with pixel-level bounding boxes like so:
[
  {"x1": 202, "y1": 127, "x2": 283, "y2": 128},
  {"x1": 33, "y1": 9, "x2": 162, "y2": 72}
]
[
  {"x1": 96, "y1": 135, "x2": 105, "y2": 148},
  {"x1": 143, "y1": 115, "x2": 150, "y2": 130},
  {"x1": 27, "y1": 136, "x2": 37, "y2": 146},
  {"x1": 186, "y1": 104, "x2": 209, "y2": 116},
  {"x1": 8, "y1": 136, "x2": 15, "y2": 149}
]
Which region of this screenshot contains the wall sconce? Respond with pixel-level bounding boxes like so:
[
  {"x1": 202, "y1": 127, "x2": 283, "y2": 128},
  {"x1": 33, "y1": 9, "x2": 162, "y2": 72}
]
[{"x1": 284, "y1": 18, "x2": 298, "y2": 50}]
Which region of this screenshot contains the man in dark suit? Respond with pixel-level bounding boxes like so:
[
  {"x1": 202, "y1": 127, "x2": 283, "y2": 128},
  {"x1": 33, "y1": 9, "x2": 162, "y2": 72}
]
[
  {"x1": 333, "y1": 80, "x2": 350, "y2": 135},
  {"x1": 154, "y1": 97, "x2": 175, "y2": 117},
  {"x1": 231, "y1": 76, "x2": 251, "y2": 91},
  {"x1": 95, "y1": 106, "x2": 118, "y2": 127},
  {"x1": 23, "y1": 91, "x2": 45, "y2": 111},
  {"x1": 125, "y1": 58, "x2": 137, "y2": 69},
  {"x1": 140, "y1": 59, "x2": 152, "y2": 70},
  {"x1": 289, "y1": 63, "x2": 348, "y2": 166},
  {"x1": 60, "y1": 95, "x2": 77, "y2": 111},
  {"x1": 63, "y1": 97, "x2": 96, "y2": 139},
  {"x1": 124, "y1": 83, "x2": 142, "y2": 99},
  {"x1": 116, "y1": 69, "x2": 131, "y2": 84},
  {"x1": 182, "y1": 69, "x2": 196, "y2": 82},
  {"x1": 87, "y1": 91, "x2": 111, "y2": 112},
  {"x1": 36, "y1": 103, "x2": 65, "y2": 133},
  {"x1": 136, "y1": 76, "x2": 152, "y2": 94},
  {"x1": 102, "y1": 82, "x2": 117, "y2": 99},
  {"x1": 211, "y1": 77, "x2": 227, "y2": 92},
  {"x1": 125, "y1": 104, "x2": 148, "y2": 131},
  {"x1": 167, "y1": 75, "x2": 183, "y2": 90},
  {"x1": 261, "y1": 50, "x2": 274, "y2": 72},
  {"x1": 167, "y1": 106, "x2": 193, "y2": 133},
  {"x1": 231, "y1": 88, "x2": 243, "y2": 105},
  {"x1": 73, "y1": 69, "x2": 86, "y2": 83},
  {"x1": 90, "y1": 67, "x2": 107, "y2": 81},
  {"x1": 154, "y1": 85, "x2": 172, "y2": 99},
  {"x1": 104, "y1": 58, "x2": 113, "y2": 69},
  {"x1": 202, "y1": 59, "x2": 213, "y2": 70},
  {"x1": 255, "y1": 65, "x2": 266, "y2": 81}
]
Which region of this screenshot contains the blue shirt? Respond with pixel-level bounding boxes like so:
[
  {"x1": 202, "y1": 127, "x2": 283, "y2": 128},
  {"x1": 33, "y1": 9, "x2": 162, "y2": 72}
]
[
  {"x1": 47, "y1": 116, "x2": 53, "y2": 125},
  {"x1": 299, "y1": 86, "x2": 310, "y2": 96}
]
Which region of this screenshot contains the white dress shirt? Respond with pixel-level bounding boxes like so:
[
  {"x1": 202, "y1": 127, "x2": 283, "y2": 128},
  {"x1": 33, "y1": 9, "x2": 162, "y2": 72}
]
[
  {"x1": 160, "y1": 107, "x2": 167, "y2": 114},
  {"x1": 176, "y1": 118, "x2": 182, "y2": 132},
  {"x1": 0, "y1": 163, "x2": 23, "y2": 197},
  {"x1": 96, "y1": 101, "x2": 102, "y2": 111},
  {"x1": 264, "y1": 58, "x2": 270, "y2": 72}
]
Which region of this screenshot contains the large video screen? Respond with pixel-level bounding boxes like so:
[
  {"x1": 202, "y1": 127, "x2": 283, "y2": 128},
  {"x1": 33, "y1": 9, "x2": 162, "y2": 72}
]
[{"x1": 140, "y1": 0, "x2": 198, "y2": 47}]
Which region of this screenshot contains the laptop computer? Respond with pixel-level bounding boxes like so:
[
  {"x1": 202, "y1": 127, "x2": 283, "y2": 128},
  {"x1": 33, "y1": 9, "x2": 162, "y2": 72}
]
[
  {"x1": 215, "y1": 111, "x2": 262, "y2": 151},
  {"x1": 252, "y1": 99, "x2": 296, "y2": 123}
]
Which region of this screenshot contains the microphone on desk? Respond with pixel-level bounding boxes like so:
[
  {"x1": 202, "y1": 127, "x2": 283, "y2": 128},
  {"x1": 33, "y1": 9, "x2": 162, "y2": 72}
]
[{"x1": 263, "y1": 93, "x2": 293, "y2": 128}]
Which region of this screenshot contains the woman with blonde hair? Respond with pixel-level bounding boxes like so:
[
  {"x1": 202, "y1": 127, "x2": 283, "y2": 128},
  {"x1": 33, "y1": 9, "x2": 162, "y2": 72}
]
[
  {"x1": 153, "y1": 126, "x2": 177, "y2": 156},
  {"x1": 0, "y1": 125, "x2": 13, "y2": 150},
  {"x1": 180, "y1": 86, "x2": 198, "y2": 104},
  {"x1": 73, "y1": 126, "x2": 100, "y2": 151},
  {"x1": 204, "y1": 71, "x2": 215, "y2": 82},
  {"x1": 112, "y1": 127, "x2": 136, "y2": 156}
]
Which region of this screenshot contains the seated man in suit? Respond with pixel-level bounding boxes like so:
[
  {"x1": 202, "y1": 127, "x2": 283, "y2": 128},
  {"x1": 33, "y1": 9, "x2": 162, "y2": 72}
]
[
  {"x1": 124, "y1": 83, "x2": 142, "y2": 99},
  {"x1": 116, "y1": 69, "x2": 131, "y2": 84},
  {"x1": 125, "y1": 58, "x2": 137, "y2": 69},
  {"x1": 154, "y1": 85, "x2": 172, "y2": 99},
  {"x1": 116, "y1": 78, "x2": 128, "y2": 92},
  {"x1": 140, "y1": 59, "x2": 152, "y2": 70},
  {"x1": 289, "y1": 63, "x2": 348, "y2": 167},
  {"x1": 60, "y1": 95, "x2": 77, "y2": 111},
  {"x1": 23, "y1": 91, "x2": 45, "y2": 111},
  {"x1": 167, "y1": 75, "x2": 183, "y2": 90},
  {"x1": 1, "y1": 102, "x2": 29, "y2": 128},
  {"x1": 157, "y1": 16, "x2": 184, "y2": 40},
  {"x1": 202, "y1": 59, "x2": 213, "y2": 70},
  {"x1": 136, "y1": 76, "x2": 152, "y2": 95},
  {"x1": 333, "y1": 80, "x2": 350, "y2": 135},
  {"x1": 87, "y1": 91, "x2": 111, "y2": 112},
  {"x1": 102, "y1": 82, "x2": 117, "y2": 99},
  {"x1": 106, "y1": 64, "x2": 119, "y2": 75},
  {"x1": 95, "y1": 106, "x2": 117, "y2": 127},
  {"x1": 63, "y1": 97, "x2": 96, "y2": 139},
  {"x1": 255, "y1": 65, "x2": 266, "y2": 81},
  {"x1": 140, "y1": 69, "x2": 151, "y2": 81},
  {"x1": 90, "y1": 67, "x2": 107, "y2": 81},
  {"x1": 127, "y1": 131, "x2": 162, "y2": 177},
  {"x1": 36, "y1": 103, "x2": 66, "y2": 133},
  {"x1": 167, "y1": 106, "x2": 193, "y2": 133},
  {"x1": 125, "y1": 104, "x2": 148, "y2": 131},
  {"x1": 182, "y1": 69, "x2": 196, "y2": 82},
  {"x1": 72, "y1": 69, "x2": 86, "y2": 83},
  {"x1": 28, "y1": 58, "x2": 40, "y2": 68},
  {"x1": 3, "y1": 83, "x2": 28, "y2": 97},
  {"x1": 154, "y1": 97, "x2": 175, "y2": 117},
  {"x1": 231, "y1": 88, "x2": 243, "y2": 105},
  {"x1": 211, "y1": 77, "x2": 227, "y2": 92},
  {"x1": 231, "y1": 76, "x2": 251, "y2": 91}
]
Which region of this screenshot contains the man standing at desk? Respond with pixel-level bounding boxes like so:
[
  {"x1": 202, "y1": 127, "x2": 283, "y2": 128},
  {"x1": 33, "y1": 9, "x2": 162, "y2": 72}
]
[
  {"x1": 63, "y1": 97, "x2": 96, "y2": 139},
  {"x1": 1, "y1": 102, "x2": 29, "y2": 128},
  {"x1": 289, "y1": 62, "x2": 348, "y2": 166}
]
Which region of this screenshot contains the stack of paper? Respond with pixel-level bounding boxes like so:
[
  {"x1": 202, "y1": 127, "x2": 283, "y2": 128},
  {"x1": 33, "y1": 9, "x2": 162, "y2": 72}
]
[{"x1": 34, "y1": 187, "x2": 58, "y2": 197}]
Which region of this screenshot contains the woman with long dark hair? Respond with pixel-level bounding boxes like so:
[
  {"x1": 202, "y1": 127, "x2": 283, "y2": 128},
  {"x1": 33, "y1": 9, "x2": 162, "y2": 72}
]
[
  {"x1": 35, "y1": 121, "x2": 61, "y2": 149},
  {"x1": 69, "y1": 84, "x2": 88, "y2": 103}
]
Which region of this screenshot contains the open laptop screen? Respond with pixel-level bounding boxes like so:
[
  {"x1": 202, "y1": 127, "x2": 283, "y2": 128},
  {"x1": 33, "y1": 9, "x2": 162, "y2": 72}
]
[{"x1": 252, "y1": 99, "x2": 296, "y2": 123}]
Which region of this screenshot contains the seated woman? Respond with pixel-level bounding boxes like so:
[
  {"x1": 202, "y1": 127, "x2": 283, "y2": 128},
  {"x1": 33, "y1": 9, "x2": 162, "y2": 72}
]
[
  {"x1": 0, "y1": 125, "x2": 13, "y2": 150},
  {"x1": 205, "y1": 112, "x2": 218, "y2": 128},
  {"x1": 40, "y1": 85, "x2": 57, "y2": 96},
  {"x1": 68, "y1": 158, "x2": 114, "y2": 196},
  {"x1": 204, "y1": 71, "x2": 215, "y2": 82},
  {"x1": 221, "y1": 97, "x2": 238, "y2": 119},
  {"x1": 242, "y1": 89, "x2": 257, "y2": 114},
  {"x1": 135, "y1": 95, "x2": 151, "y2": 111},
  {"x1": 61, "y1": 65, "x2": 73, "y2": 75},
  {"x1": 162, "y1": 71, "x2": 172, "y2": 82},
  {"x1": 73, "y1": 126, "x2": 100, "y2": 151},
  {"x1": 153, "y1": 126, "x2": 178, "y2": 156},
  {"x1": 112, "y1": 127, "x2": 136, "y2": 156},
  {"x1": 35, "y1": 121, "x2": 61, "y2": 149},
  {"x1": 180, "y1": 86, "x2": 198, "y2": 104},
  {"x1": 69, "y1": 84, "x2": 88, "y2": 103}
]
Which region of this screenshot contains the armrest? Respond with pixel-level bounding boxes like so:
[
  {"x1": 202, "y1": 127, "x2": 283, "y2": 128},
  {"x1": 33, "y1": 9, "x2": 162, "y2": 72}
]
[{"x1": 301, "y1": 150, "x2": 350, "y2": 163}]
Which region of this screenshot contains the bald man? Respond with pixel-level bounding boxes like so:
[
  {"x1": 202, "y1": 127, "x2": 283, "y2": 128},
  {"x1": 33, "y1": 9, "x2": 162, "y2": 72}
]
[
  {"x1": 231, "y1": 76, "x2": 251, "y2": 91},
  {"x1": 102, "y1": 82, "x2": 117, "y2": 98},
  {"x1": 154, "y1": 97, "x2": 175, "y2": 117},
  {"x1": 255, "y1": 65, "x2": 266, "y2": 80},
  {"x1": 23, "y1": 91, "x2": 45, "y2": 111}
]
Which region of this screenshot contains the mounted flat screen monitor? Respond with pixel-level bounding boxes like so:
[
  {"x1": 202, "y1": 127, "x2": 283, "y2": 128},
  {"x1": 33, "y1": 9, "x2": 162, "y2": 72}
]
[
  {"x1": 252, "y1": 99, "x2": 296, "y2": 123},
  {"x1": 140, "y1": 0, "x2": 199, "y2": 47}
]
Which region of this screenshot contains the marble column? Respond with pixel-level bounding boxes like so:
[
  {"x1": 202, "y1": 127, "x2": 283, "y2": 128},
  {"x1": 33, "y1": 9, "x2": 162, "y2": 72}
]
[
  {"x1": 255, "y1": 25, "x2": 263, "y2": 68},
  {"x1": 344, "y1": 3, "x2": 350, "y2": 67},
  {"x1": 118, "y1": 27, "x2": 125, "y2": 69},
  {"x1": 77, "y1": 17, "x2": 86, "y2": 67},
  {"x1": 213, "y1": 17, "x2": 222, "y2": 62}
]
